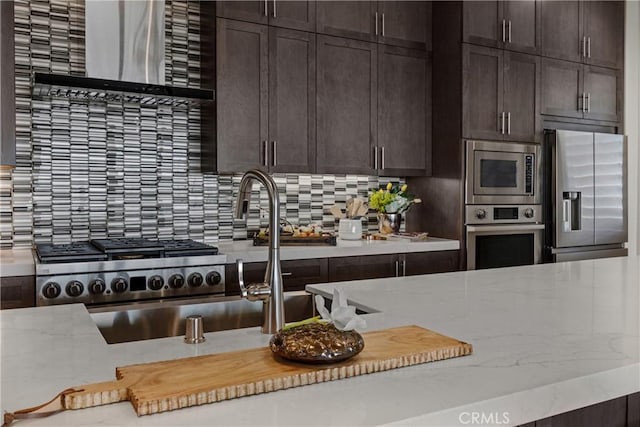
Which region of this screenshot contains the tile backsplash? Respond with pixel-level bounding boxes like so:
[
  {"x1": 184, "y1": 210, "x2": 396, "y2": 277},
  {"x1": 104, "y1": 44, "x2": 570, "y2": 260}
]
[{"x1": 0, "y1": 0, "x2": 401, "y2": 249}]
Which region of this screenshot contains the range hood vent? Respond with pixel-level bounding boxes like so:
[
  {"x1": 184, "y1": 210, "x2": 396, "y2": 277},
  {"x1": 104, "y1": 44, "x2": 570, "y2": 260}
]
[{"x1": 32, "y1": 73, "x2": 214, "y2": 107}]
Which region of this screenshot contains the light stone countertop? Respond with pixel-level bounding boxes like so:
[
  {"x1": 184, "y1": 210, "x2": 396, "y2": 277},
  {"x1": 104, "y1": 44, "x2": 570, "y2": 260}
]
[
  {"x1": 0, "y1": 249, "x2": 36, "y2": 277},
  {"x1": 218, "y1": 236, "x2": 459, "y2": 263},
  {"x1": 0, "y1": 238, "x2": 459, "y2": 277},
  {"x1": 1, "y1": 256, "x2": 638, "y2": 426}
]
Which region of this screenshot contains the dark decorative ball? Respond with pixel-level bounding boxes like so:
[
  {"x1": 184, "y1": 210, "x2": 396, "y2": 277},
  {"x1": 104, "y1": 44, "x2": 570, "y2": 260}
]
[{"x1": 270, "y1": 322, "x2": 365, "y2": 364}]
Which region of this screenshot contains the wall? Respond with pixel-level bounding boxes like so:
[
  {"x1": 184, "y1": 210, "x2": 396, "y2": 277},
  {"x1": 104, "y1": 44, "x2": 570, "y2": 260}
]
[
  {"x1": 0, "y1": 0, "x2": 398, "y2": 249},
  {"x1": 625, "y1": 0, "x2": 640, "y2": 256}
]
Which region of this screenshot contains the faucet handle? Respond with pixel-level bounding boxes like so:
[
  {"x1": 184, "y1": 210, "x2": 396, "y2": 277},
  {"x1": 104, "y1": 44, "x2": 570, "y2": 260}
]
[
  {"x1": 237, "y1": 259, "x2": 248, "y2": 298},
  {"x1": 237, "y1": 259, "x2": 271, "y2": 302}
]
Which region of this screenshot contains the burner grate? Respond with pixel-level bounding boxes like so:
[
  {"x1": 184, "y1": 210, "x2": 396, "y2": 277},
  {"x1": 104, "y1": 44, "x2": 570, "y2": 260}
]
[
  {"x1": 162, "y1": 239, "x2": 219, "y2": 257},
  {"x1": 36, "y1": 242, "x2": 108, "y2": 263}
]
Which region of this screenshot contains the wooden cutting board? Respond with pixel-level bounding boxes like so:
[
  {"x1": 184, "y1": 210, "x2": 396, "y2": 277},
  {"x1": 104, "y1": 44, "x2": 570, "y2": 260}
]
[{"x1": 8, "y1": 326, "x2": 472, "y2": 421}]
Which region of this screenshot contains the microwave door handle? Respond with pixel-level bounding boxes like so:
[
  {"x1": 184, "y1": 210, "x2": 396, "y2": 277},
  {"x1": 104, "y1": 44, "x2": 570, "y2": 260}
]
[{"x1": 562, "y1": 199, "x2": 572, "y2": 232}]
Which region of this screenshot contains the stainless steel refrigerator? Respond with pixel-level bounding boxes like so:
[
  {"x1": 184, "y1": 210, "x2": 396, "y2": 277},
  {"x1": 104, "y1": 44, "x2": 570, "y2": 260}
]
[{"x1": 544, "y1": 130, "x2": 627, "y2": 262}]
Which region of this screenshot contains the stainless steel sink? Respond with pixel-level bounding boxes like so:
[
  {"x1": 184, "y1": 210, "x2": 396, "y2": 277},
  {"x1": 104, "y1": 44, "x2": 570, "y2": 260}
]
[{"x1": 89, "y1": 292, "x2": 316, "y2": 344}]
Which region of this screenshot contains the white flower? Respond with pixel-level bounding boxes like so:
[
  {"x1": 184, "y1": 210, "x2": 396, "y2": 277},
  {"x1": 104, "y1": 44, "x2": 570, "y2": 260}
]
[{"x1": 314, "y1": 288, "x2": 367, "y2": 331}]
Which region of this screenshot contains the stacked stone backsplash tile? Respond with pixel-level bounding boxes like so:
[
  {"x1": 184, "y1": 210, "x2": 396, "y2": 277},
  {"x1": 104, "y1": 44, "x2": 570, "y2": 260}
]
[{"x1": 2, "y1": 0, "x2": 403, "y2": 249}]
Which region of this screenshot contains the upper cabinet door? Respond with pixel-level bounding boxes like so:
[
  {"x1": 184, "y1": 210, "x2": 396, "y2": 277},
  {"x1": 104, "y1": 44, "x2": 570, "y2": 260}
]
[
  {"x1": 316, "y1": 1, "x2": 377, "y2": 42},
  {"x1": 378, "y1": 45, "x2": 431, "y2": 176},
  {"x1": 541, "y1": 58, "x2": 584, "y2": 119},
  {"x1": 584, "y1": 1, "x2": 624, "y2": 69},
  {"x1": 462, "y1": 45, "x2": 504, "y2": 141},
  {"x1": 269, "y1": 1, "x2": 316, "y2": 32},
  {"x1": 541, "y1": 0, "x2": 583, "y2": 63},
  {"x1": 268, "y1": 28, "x2": 316, "y2": 173},
  {"x1": 377, "y1": 1, "x2": 431, "y2": 50},
  {"x1": 216, "y1": 19, "x2": 269, "y2": 173},
  {"x1": 216, "y1": 1, "x2": 269, "y2": 24},
  {"x1": 584, "y1": 65, "x2": 621, "y2": 122},
  {"x1": 217, "y1": 1, "x2": 316, "y2": 31},
  {"x1": 503, "y1": 52, "x2": 540, "y2": 142},
  {"x1": 316, "y1": 35, "x2": 377, "y2": 175},
  {"x1": 462, "y1": 1, "x2": 503, "y2": 48},
  {"x1": 503, "y1": 0, "x2": 540, "y2": 54}
]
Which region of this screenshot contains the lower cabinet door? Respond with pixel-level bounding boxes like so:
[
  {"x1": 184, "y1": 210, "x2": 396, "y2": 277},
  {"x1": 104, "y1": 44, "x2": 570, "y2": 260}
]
[
  {"x1": 328, "y1": 254, "x2": 398, "y2": 282},
  {"x1": 225, "y1": 258, "x2": 328, "y2": 295},
  {"x1": 403, "y1": 251, "x2": 460, "y2": 276}
]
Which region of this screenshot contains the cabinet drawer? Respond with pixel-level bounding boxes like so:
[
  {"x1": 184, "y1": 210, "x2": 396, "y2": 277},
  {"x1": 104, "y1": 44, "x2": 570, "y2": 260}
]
[
  {"x1": 403, "y1": 251, "x2": 460, "y2": 276},
  {"x1": 328, "y1": 254, "x2": 398, "y2": 282},
  {"x1": 225, "y1": 258, "x2": 328, "y2": 295},
  {"x1": 0, "y1": 276, "x2": 35, "y2": 309}
]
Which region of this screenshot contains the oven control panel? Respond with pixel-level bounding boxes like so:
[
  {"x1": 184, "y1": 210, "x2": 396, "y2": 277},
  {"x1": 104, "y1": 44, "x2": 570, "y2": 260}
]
[
  {"x1": 36, "y1": 265, "x2": 225, "y2": 306},
  {"x1": 465, "y1": 204, "x2": 542, "y2": 225}
]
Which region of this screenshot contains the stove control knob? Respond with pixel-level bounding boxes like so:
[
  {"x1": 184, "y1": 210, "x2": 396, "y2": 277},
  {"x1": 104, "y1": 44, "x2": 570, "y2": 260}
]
[
  {"x1": 168, "y1": 274, "x2": 185, "y2": 289},
  {"x1": 148, "y1": 275, "x2": 164, "y2": 291},
  {"x1": 524, "y1": 208, "x2": 535, "y2": 219},
  {"x1": 89, "y1": 279, "x2": 106, "y2": 295},
  {"x1": 65, "y1": 280, "x2": 84, "y2": 297},
  {"x1": 188, "y1": 273, "x2": 204, "y2": 288},
  {"x1": 206, "y1": 271, "x2": 222, "y2": 286},
  {"x1": 475, "y1": 209, "x2": 487, "y2": 220},
  {"x1": 111, "y1": 277, "x2": 128, "y2": 293},
  {"x1": 42, "y1": 282, "x2": 61, "y2": 299}
]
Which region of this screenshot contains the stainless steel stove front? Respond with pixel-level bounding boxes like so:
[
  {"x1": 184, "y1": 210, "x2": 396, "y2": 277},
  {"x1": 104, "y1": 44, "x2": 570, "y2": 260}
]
[{"x1": 35, "y1": 254, "x2": 226, "y2": 306}]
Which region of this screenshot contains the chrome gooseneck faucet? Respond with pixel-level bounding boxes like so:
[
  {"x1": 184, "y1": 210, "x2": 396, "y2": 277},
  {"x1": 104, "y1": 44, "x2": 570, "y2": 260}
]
[{"x1": 234, "y1": 169, "x2": 284, "y2": 334}]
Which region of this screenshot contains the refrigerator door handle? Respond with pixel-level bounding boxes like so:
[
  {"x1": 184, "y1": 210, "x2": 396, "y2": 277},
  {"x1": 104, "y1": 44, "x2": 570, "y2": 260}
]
[{"x1": 562, "y1": 199, "x2": 572, "y2": 232}]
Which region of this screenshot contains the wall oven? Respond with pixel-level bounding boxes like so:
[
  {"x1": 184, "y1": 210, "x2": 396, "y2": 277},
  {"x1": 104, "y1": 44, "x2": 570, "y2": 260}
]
[
  {"x1": 465, "y1": 140, "x2": 541, "y2": 205},
  {"x1": 465, "y1": 205, "x2": 544, "y2": 270}
]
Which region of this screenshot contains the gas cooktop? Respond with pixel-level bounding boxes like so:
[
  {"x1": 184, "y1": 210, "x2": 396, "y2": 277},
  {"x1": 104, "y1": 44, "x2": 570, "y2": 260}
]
[{"x1": 36, "y1": 238, "x2": 218, "y2": 263}]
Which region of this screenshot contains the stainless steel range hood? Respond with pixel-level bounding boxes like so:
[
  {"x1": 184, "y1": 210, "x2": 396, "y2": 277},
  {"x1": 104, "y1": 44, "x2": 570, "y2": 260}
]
[{"x1": 32, "y1": 0, "x2": 213, "y2": 106}]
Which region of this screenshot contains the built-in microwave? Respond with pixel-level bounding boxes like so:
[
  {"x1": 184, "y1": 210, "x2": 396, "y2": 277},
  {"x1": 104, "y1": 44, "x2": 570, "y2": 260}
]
[{"x1": 465, "y1": 140, "x2": 541, "y2": 205}]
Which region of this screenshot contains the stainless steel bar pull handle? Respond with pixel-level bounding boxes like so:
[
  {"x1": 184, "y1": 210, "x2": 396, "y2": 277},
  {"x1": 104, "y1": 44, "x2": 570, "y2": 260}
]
[
  {"x1": 375, "y1": 12, "x2": 378, "y2": 35},
  {"x1": 381, "y1": 13, "x2": 385, "y2": 36},
  {"x1": 508, "y1": 20, "x2": 512, "y2": 43},
  {"x1": 264, "y1": 0, "x2": 268, "y2": 16},
  {"x1": 373, "y1": 146, "x2": 379, "y2": 169},
  {"x1": 272, "y1": 141, "x2": 277, "y2": 167},
  {"x1": 587, "y1": 36, "x2": 591, "y2": 58},
  {"x1": 262, "y1": 140, "x2": 268, "y2": 166},
  {"x1": 582, "y1": 36, "x2": 586, "y2": 57},
  {"x1": 380, "y1": 146, "x2": 385, "y2": 170},
  {"x1": 501, "y1": 112, "x2": 505, "y2": 134},
  {"x1": 395, "y1": 260, "x2": 399, "y2": 277},
  {"x1": 402, "y1": 258, "x2": 406, "y2": 276},
  {"x1": 507, "y1": 112, "x2": 511, "y2": 135},
  {"x1": 502, "y1": 19, "x2": 506, "y2": 43},
  {"x1": 586, "y1": 93, "x2": 590, "y2": 113}
]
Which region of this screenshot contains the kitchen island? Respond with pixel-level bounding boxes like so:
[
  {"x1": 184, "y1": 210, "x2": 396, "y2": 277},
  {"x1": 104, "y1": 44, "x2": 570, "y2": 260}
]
[{"x1": 1, "y1": 256, "x2": 638, "y2": 426}]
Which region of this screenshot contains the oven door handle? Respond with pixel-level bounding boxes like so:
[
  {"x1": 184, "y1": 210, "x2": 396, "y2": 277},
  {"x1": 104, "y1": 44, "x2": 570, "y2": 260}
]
[{"x1": 466, "y1": 224, "x2": 545, "y2": 233}]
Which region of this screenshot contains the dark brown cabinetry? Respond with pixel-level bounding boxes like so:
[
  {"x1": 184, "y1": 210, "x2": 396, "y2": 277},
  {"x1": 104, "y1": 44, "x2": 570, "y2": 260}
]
[
  {"x1": 216, "y1": 19, "x2": 315, "y2": 173},
  {"x1": 0, "y1": 276, "x2": 35, "y2": 309},
  {"x1": 216, "y1": 19, "x2": 268, "y2": 172},
  {"x1": 316, "y1": 35, "x2": 377, "y2": 175},
  {"x1": 462, "y1": 45, "x2": 540, "y2": 142},
  {"x1": 316, "y1": 36, "x2": 431, "y2": 176},
  {"x1": 463, "y1": 1, "x2": 540, "y2": 54},
  {"x1": 541, "y1": 57, "x2": 621, "y2": 123},
  {"x1": 329, "y1": 251, "x2": 460, "y2": 282},
  {"x1": 317, "y1": 1, "x2": 431, "y2": 49},
  {"x1": 541, "y1": 1, "x2": 623, "y2": 69},
  {"x1": 377, "y1": 45, "x2": 431, "y2": 176},
  {"x1": 217, "y1": 1, "x2": 316, "y2": 32},
  {"x1": 225, "y1": 258, "x2": 329, "y2": 295}
]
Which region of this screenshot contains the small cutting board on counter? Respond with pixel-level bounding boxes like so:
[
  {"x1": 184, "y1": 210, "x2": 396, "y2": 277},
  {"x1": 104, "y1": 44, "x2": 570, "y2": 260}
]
[{"x1": 4, "y1": 325, "x2": 472, "y2": 422}]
